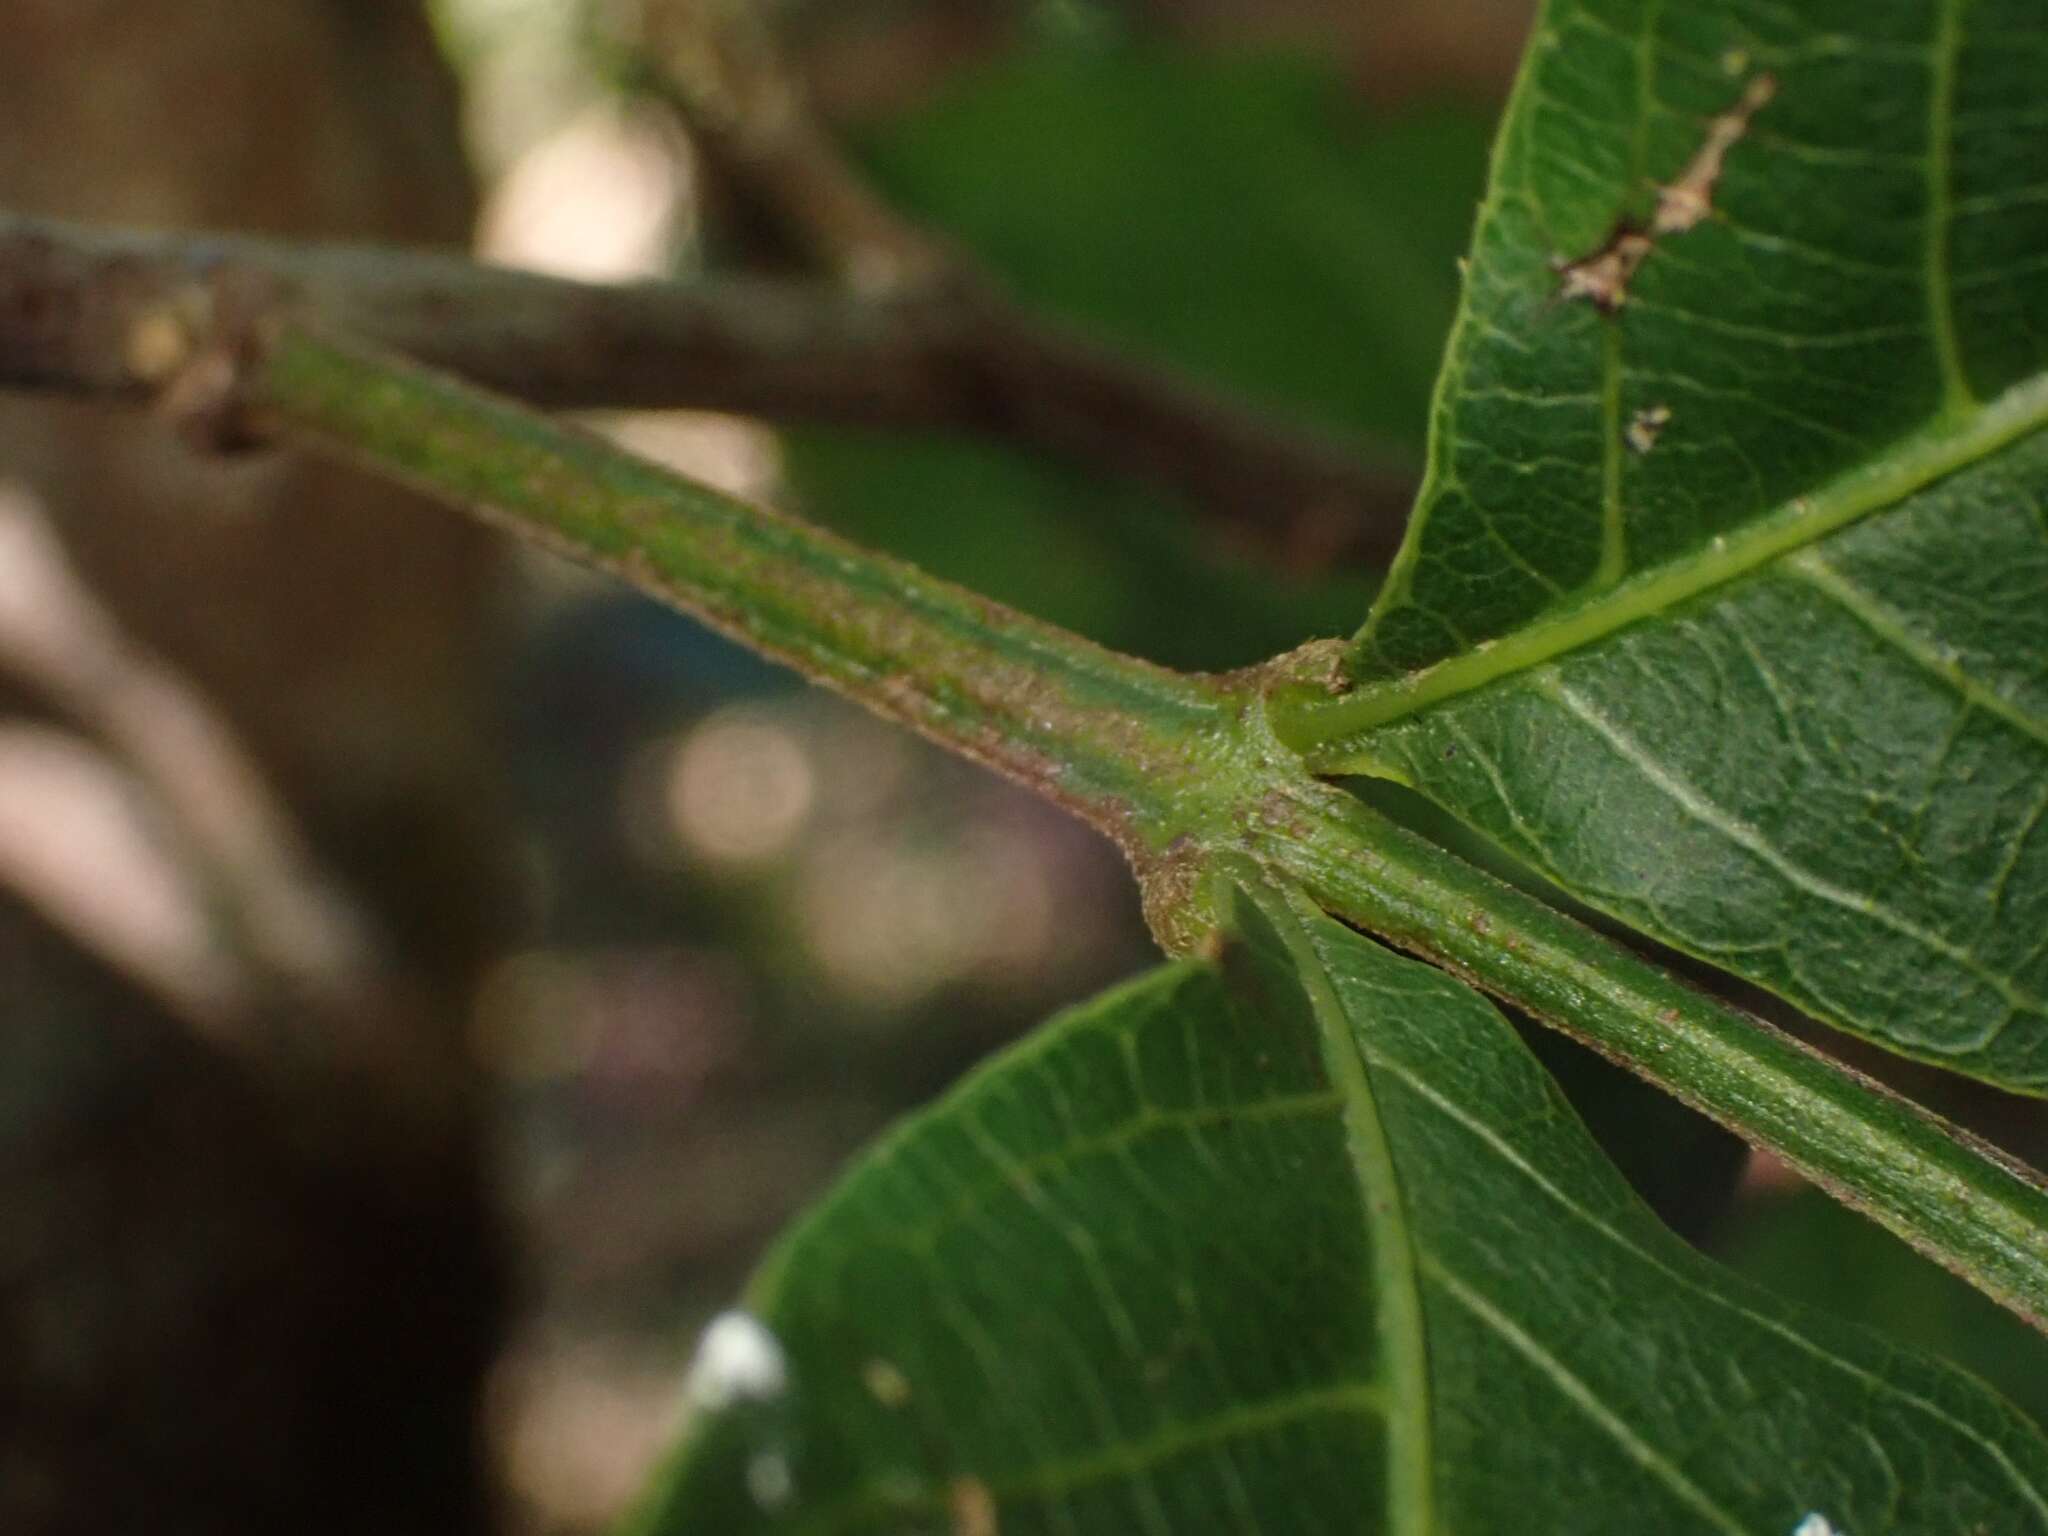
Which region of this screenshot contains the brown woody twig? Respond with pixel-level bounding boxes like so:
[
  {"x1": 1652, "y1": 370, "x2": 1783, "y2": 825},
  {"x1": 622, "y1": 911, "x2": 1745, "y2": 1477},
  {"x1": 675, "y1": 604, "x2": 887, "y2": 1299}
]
[
  {"x1": 630, "y1": 0, "x2": 1416, "y2": 567},
  {"x1": 0, "y1": 208, "x2": 1410, "y2": 567}
]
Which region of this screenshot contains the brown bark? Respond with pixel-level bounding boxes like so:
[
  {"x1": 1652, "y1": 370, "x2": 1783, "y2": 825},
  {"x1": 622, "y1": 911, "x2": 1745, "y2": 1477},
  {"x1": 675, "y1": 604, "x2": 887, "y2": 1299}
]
[
  {"x1": 0, "y1": 211, "x2": 1415, "y2": 569},
  {"x1": 0, "y1": 4, "x2": 506, "y2": 1532}
]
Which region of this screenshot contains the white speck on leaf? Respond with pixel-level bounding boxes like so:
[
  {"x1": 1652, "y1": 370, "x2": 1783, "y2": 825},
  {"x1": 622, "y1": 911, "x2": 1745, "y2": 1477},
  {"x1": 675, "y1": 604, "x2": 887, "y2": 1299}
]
[
  {"x1": 1626, "y1": 404, "x2": 1672, "y2": 453},
  {"x1": 1791, "y1": 1514, "x2": 1844, "y2": 1536},
  {"x1": 686, "y1": 1309, "x2": 789, "y2": 1411}
]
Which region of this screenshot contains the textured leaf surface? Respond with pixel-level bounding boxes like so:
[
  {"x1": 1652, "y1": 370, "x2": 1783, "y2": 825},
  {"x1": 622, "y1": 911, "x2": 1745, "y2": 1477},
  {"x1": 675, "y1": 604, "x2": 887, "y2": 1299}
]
[
  {"x1": 1723, "y1": 1187, "x2": 2048, "y2": 1435},
  {"x1": 1318, "y1": 0, "x2": 2048, "y2": 1087},
  {"x1": 631, "y1": 881, "x2": 2048, "y2": 1535},
  {"x1": 1357, "y1": 436, "x2": 2048, "y2": 1084}
]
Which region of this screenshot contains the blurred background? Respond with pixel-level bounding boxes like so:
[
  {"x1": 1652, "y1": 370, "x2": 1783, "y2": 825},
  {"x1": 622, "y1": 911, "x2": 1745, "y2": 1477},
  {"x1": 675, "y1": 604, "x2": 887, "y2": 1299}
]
[{"x1": 0, "y1": 2, "x2": 2040, "y2": 1532}]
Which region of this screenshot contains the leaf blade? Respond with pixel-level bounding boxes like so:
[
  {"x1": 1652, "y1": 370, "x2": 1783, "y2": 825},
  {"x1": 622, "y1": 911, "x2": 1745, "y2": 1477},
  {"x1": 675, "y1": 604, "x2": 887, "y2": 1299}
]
[
  {"x1": 1271, "y1": 877, "x2": 2048, "y2": 1532},
  {"x1": 1350, "y1": 0, "x2": 2048, "y2": 682},
  {"x1": 1293, "y1": 0, "x2": 2048, "y2": 1090},
  {"x1": 1342, "y1": 436, "x2": 2048, "y2": 1087},
  {"x1": 630, "y1": 878, "x2": 2048, "y2": 1534}
]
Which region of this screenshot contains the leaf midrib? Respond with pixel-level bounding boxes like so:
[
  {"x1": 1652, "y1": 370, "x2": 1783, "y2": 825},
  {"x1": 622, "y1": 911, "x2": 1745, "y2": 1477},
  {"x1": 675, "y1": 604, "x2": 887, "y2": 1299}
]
[
  {"x1": 1246, "y1": 876, "x2": 1436, "y2": 1536},
  {"x1": 1360, "y1": 1015, "x2": 2048, "y2": 1521},
  {"x1": 1287, "y1": 370, "x2": 2048, "y2": 760},
  {"x1": 1421, "y1": 1261, "x2": 1752, "y2": 1536}
]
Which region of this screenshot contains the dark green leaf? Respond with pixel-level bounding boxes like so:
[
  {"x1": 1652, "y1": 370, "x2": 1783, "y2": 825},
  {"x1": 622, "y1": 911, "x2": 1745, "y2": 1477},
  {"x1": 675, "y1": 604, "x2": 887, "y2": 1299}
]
[
  {"x1": 854, "y1": 49, "x2": 1480, "y2": 454},
  {"x1": 1720, "y1": 1186, "x2": 2048, "y2": 1435},
  {"x1": 1312, "y1": 0, "x2": 2048, "y2": 1089},
  {"x1": 628, "y1": 877, "x2": 2048, "y2": 1534},
  {"x1": 1346, "y1": 441, "x2": 2048, "y2": 1085}
]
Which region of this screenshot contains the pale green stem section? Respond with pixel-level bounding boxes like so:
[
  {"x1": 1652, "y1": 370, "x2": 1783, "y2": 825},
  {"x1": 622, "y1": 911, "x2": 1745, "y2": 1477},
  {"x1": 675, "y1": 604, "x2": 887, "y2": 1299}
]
[
  {"x1": 248, "y1": 324, "x2": 1238, "y2": 870},
  {"x1": 1247, "y1": 768, "x2": 2048, "y2": 1329},
  {"x1": 237, "y1": 320, "x2": 2048, "y2": 1331},
  {"x1": 1270, "y1": 368, "x2": 2048, "y2": 754}
]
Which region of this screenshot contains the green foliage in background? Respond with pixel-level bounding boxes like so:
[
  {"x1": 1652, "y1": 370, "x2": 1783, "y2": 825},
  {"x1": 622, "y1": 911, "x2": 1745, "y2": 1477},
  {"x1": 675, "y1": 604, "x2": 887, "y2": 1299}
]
[{"x1": 787, "y1": 50, "x2": 1490, "y2": 667}]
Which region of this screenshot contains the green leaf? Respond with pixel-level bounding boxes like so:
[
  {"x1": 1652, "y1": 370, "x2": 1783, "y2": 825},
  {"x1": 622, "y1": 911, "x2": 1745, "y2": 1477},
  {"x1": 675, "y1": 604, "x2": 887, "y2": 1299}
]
[
  {"x1": 1294, "y1": 0, "x2": 2048, "y2": 1089},
  {"x1": 628, "y1": 876, "x2": 2048, "y2": 1534},
  {"x1": 854, "y1": 49, "x2": 1480, "y2": 455},
  {"x1": 1337, "y1": 445, "x2": 2048, "y2": 1086},
  {"x1": 1720, "y1": 1187, "x2": 2048, "y2": 1436}
]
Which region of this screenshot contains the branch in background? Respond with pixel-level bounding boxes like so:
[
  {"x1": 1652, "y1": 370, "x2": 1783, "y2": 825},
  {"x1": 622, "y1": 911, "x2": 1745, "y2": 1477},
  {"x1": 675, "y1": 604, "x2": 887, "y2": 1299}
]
[
  {"x1": 634, "y1": 0, "x2": 957, "y2": 293},
  {"x1": 0, "y1": 211, "x2": 1412, "y2": 567},
  {"x1": 0, "y1": 472, "x2": 483, "y2": 1152},
  {"x1": 628, "y1": 1, "x2": 1410, "y2": 568},
  {"x1": 0, "y1": 484, "x2": 382, "y2": 1042},
  {"x1": 629, "y1": 1, "x2": 1421, "y2": 568},
  {"x1": 0, "y1": 722, "x2": 252, "y2": 1030}
]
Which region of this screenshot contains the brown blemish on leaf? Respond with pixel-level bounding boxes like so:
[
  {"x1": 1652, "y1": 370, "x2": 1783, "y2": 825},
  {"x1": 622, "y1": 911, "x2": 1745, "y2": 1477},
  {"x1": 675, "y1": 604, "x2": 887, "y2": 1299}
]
[
  {"x1": 1626, "y1": 404, "x2": 1672, "y2": 453},
  {"x1": 1554, "y1": 74, "x2": 1776, "y2": 313},
  {"x1": 1653, "y1": 74, "x2": 1777, "y2": 236},
  {"x1": 1554, "y1": 227, "x2": 1655, "y2": 314}
]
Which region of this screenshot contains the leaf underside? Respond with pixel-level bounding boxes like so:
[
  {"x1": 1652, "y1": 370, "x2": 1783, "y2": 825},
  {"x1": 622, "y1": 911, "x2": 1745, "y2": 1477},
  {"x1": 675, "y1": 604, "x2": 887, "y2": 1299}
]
[
  {"x1": 632, "y1": 881, "x2": 2048, "y2": 1536},
  {"x1": 1336, "y1": 0, "x2": 2048, "y2": 1090},
  {"x1": 627, "y1": 9, "x2": 2048, "y2": 1531}
]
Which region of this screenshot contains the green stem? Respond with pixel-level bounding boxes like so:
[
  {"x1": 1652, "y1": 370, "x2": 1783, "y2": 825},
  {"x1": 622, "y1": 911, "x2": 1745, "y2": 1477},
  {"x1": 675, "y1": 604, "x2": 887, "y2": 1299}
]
[
  {"x1": 1271, "y1": 368, "x2": 2048, "y2": 749},
  {"x1": 240, "y1": 321, "x2": 2048, "y2": 1329},
  {"x1": 1247, "y1": 766, "x2": 2048, "y2": 1329},
  {"x1": 250, "y1": 324, "x2": 1237, "y2": 879}
]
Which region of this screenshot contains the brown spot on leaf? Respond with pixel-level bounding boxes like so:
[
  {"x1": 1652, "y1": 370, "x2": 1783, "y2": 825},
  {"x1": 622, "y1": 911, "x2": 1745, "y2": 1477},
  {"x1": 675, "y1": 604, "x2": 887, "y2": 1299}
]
[
  {"x1": 1554, "y1": 74, "x2": 1776, "y2": 312},
  {"x1": 1554, "y1": 225, "x2": 1655, "y2": 314},
  {"x1": 1654, "y1": 74, "x2": 1777, "y2": 236}
]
